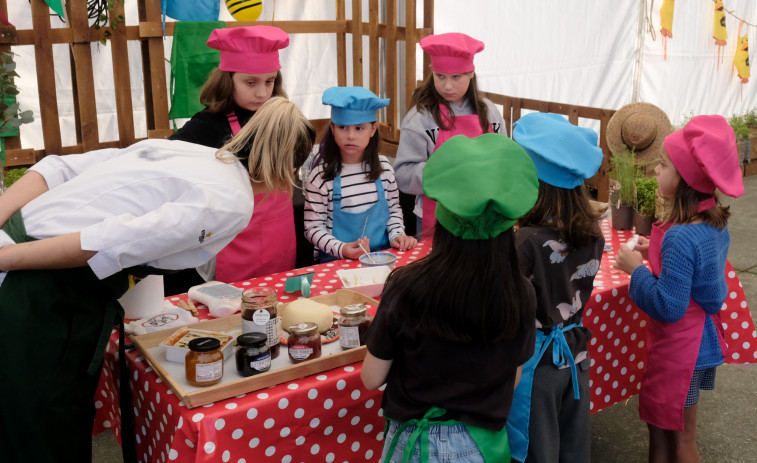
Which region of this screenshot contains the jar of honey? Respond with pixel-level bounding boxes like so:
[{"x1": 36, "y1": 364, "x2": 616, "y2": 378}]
[
  {"x1": 235, "y1": 332, "x2": 271, "y2": 377},
  {"x1": 287, "y1": 322, "x2": 322, "y2": 364},
  {"x1": 185, "y1": 337, "x2": 224, "y2": 387},
  {"x1": 338, "y1": 304, "x2": 373, "y2": 349},
  {"x1": 241, "y1": 287, "x2": 280, "y2": 359}
]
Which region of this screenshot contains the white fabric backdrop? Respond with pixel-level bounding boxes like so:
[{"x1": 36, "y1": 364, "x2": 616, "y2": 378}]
[{"x1": 7, "y1": 0, "x2": 757, "y2": 151}]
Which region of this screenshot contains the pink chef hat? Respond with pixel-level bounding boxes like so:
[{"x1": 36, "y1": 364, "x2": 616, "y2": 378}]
[
  {"x1": 207, "y1": 26, "x2": 289, "y2": 74},
  {"x1": 420, "y1": 32, "x2": 484, "y2": 74},
  {"x1": 664, "y1": 115, "x2": 744, "y2": 198}
]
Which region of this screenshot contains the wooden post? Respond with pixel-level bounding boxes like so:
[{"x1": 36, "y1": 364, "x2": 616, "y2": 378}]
[
  {"x1": 66, "y1": 0, "x2": 100, "y2": 152},
  {"x1": 385, "y1": 0, "x2": 397, "y2": 138},
  {"x1": 30, "y1": 0, "x2": 62, "y2": 157},
  {"x1": 404, "y1": 0, "x2": 416, "y2": 112},
  {"x1": 109, "y1": 0, "x2": 136, "y2": 147},
  {"x1": 351, "y1": 0, "x2": 363, "y2": 86},
  {"x1": 368, "y1": 0, "x2": 379, "y2": 95},
  {"x1": 138, "y1": 0, "x2": 170, "y2": 137},
  {"x1": 336, "y1": 0, "x2": 347, "y2": 86}
]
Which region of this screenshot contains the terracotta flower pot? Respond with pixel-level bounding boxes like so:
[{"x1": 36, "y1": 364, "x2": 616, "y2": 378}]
[
  {"x1": 611, "y1": 205, "x2": 634, "y2": 230},
  {"x1": 634, "y1": 213, "x2": 655, "y2": 236}
]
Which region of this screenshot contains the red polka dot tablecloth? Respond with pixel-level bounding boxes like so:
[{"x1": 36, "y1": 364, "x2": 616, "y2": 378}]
[{"x1": 92, "y1": 224, "x2": 755, "y2": 461}]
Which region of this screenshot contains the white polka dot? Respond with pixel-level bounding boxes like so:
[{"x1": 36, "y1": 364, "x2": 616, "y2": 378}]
[
  {"x1": 325, "y1": 453, "x2": 335, "y2": 463},
  {"x1": 249, "y1": 438, "x2": 260, "y2": 448},
  {"x1": 595, "y1": 294, "x2": 602, "y2": 303},
  {"x1": 730, "y1": 291, "x2": 737, "y2": 299},
  {"x1": 282, "y1": 456, "x2": 292, "y2": 463},
  {"x1": 278, "y1": 398, "x2": 289, "y2": 409},
  {"x1": 324, "y1": 426, "x2": 334, "y2": 436},
  {"x1": 296, "y1": 436, "x2": 306, "y2": 445},
  {"x1": 323, "y1": 398, "x2": 334, "y2": 409},
  {"x1": 222, "y1": 450, "x2": 231, "y2": 462},
  {"x1": 265, "y1": 446, "x2": 276, "y2": 457},
  {"x1": 350, "y1": 390, "x2": 361, "y2": 400},
  {"x1": 365, "y1": 399, "x2": 375, "y2": 408},
  {"x1": 264, "y1": 418, "x2": 275, "y2": 429},
  {"x1": 621, "y1": 388, "x2": 627, "y2": 396},
  {"x1": 621, "y1": 367, "x2": 628, "y2": 375},
  {"x1": 177, "y1": 417, "x2": 183, "y2": 429},
  {"x1": 192, "y1": 413, "x2": 204, "y2": 423},
  {"x1": 604, "y1": 395, "x2": 611, "y2": 403},
  {"x1": 215, "y1": 419, "x2": 225, "y2": 430},
  {"x1": 338, "y1": 408, "x2": 348, "y2": 418},
  {"x1": 365, "y1": 449, "x2": 374, "y2": 460},
  {"x1": 280, "y1": 427, "x2": 291, "y2": 437},
  {"x1": 351, "y1": 441, "x2": 361, "y2": 452},
  {"x1": 604, "y1": 373, "x2": 610, "y2": 381},
  {"x1": 287, "y1": 383, "x2": 300, "y2": 390},
  {"x1": 337, "y1": 433, "x2": 347, "y2": 443},
  {"x1": 351, "y1": 416, "x2": 360, "y2": 425},
  {"x1": 257, "y1": 393, "x2": 269, "y2": 400},
  {"x1": 247, "y1": 408, "x2": 258, "y2": 420},
  {"x1": 204, "y1": 442, "x2": 216, "y2": 454},
  {"x1": 744, "y1": 342, "x2": 751, "y2": 349},
  {"x1": 310, "y1": 418, "x2": 320, "y2": 428},
  {"x1": 729, "y1": 270, "x2": 736, "y2": 278},
  {"x1": 638, "y1": 362, "x2": 645, "y2": 370},
  {"x1": 732, "y1": 332, "x2": 740, "y2": 340},
  {"x1": 733, "y1": 352, "x2": 741, "y2": 360},
  {"x1": 731, "y1": 312, "x2": 739, "y2": 319},
  {"x1": 742, "y1": 322, "x2": 750, "y2": 330},
  {"x1": 596, "y1": 387, "x2": 602, "y2": 394},
  {"x1": 311, "y1": 444, "x2": 321, "y2": 455},
  {"x1": 232, "y1": 429, "x2": 243, "y2": 440},
  {"x1": 336, "y1": 379, "x2": 347, "y2": 390},
  {"x1": 308, "y1": 389, "x2": 319, "y2": 399},
  {"x1": 168, "y1": 404, "x2": 172, "y2": 416},
  {"x1": 364, "y1": 424, "x2": 374, "y2": 433},
  {"x1": 169, "y1": 449, "x2": 179, "y2": 460},
  {"x1": 225, "y1": 402, "x2": 238, "y2": 410},
  {"x1": 294, "y1": 408, "x2": 305, "y2": 418}
]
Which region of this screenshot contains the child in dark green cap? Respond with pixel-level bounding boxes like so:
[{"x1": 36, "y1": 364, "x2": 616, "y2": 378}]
[{"x1": 362, "y1": 133, "x2": 539, "y2": 462}]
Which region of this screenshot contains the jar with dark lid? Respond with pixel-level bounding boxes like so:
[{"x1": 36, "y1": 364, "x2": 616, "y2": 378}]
[
  {"x1": 235, "y1": 332, "x2": 271, "y2": 377},
  {"x1": 338, "y1": 303, "x2": 373, "y2": 350},
  {"x1": 185, "y1": 337, "x2": 224, "y2": 387},
  {"x1": 241, "y1": 287, "x2": 280, "y2": 359},
  {"x1": 287, "y1": 322, "x2": 322, "y2": 364}
]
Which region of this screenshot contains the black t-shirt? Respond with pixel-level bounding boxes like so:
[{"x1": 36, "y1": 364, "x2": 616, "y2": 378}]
[
  {"x1": 365, "y1": 277, "x2": 536, "y2": 431},
  {"x1": 170, "y1": 104, "x2": 255, "y2": 149}
]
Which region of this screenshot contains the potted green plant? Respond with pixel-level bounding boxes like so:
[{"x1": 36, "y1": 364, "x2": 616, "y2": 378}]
[
  {"x1": 1, "y1": 52, "x2": 34, "y2": 193},
  {"x1": 729, "y1": 114, "x2": 751, "y2": 165},
  {"x1": 609, "y1": 147, "x2": 636, "y2": 230},
  {"x1": 634, "y1": 175, "x2": 658, "y2": 236}
]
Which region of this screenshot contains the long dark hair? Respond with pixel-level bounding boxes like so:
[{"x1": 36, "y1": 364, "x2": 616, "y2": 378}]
[
  {"x1": 408, "y1": 71, "x2": 491, "y2": 133},
  {"x1": 316, "y1": 124, "x2": 381, "y2": 181},
  {"x1": 382, "y1": 224, "x2": 531, "y2": 343},
  {"x1": 199, "y1": 69, "x2": 287, "y2": 114},
  {"x1": 518, "y1": 181, "x2": 605, "y2": 251},
  {"x1": 664, "y1": 176, "x2": 730, "y2": 229}
]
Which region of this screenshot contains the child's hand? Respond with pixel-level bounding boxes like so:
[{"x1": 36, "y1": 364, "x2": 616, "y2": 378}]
[
  {"x1": 613, "y1": 244, "x2": 644, "y2": 275},
  {"x1": 635, "y1": 236, "x2": 650, "y2": 259},
  {"x1": 342, "y1": 237, "x2": 370, "y2": 260},
  {"x1": 391, "y1": 235, "x2": 417, "y2": 251}
]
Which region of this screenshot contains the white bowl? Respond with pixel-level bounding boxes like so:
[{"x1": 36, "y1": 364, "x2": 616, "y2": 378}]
[
  {"x1": 336, "y1": 266, "x2": 392, "y2": 298},
  {"x1": 359, "y1": 251, "x2": 397, "y2": 269}
]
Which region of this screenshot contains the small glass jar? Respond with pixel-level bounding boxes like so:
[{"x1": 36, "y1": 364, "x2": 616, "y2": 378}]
[
  {"x1": 185, "y1": 337, "x2": 224, "y2": 387},
  {"x1": 241, "y1": 287, "x2": 280, "y2": 359},
  {"x1": 338, "y1": 304, "x2": 373, "y2": 350},
  {"x1": 287, "y1": 322, "x2": 322, "y2": 364},
  {"x1": 235, "y1": 332, "x2": 271, "y2": 377}
]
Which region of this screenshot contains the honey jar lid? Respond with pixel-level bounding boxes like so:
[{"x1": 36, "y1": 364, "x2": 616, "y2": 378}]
[
  {"x1": 340, "y1": 303, "x2": 368, "y2": 317},
  {"x1": 236, "y1": 332, "x2": 268, "y2": 347},
  {"x1": 242, "y1": 286, "x2": 278, "y2": 303},
  {"x1": 188, "y1": 337, "x2": 221, "y2": 352},
  {"x1": 288, "y1": 322, "x2": 319, "y2": 335}
]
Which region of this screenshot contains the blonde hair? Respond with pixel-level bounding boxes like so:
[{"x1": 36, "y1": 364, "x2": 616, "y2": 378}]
[
  {"x1": 218, "y1": 97, "x2": 314, "y2": 195},
  {"x1": 200, "y1": 69, "x2": 288, "y2": 114}
]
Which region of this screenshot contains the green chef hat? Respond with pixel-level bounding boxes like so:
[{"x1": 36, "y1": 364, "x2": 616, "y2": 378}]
[{"x1": 422, "y1": 133, "x2": 539, "y2": 239}]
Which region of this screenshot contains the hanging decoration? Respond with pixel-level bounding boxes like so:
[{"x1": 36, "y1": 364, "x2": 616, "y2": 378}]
[
  {"x1": 713, "y1": 1, "x2": 728, "y2": 68},
  {"x1": 225, "y1": 0, "x2": 264, "y2": 22},
  {"x1": 659, "y1": 0, "x2": 675, "y2": 61},
  {"x1": 43, "y1": 0, "x2": 65, "y2": 19}
]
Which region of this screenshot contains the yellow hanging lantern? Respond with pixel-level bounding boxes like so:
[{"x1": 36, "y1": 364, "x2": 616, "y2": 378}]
[
  {"x1": 713, "y1": 1, "x2": 728, "y2": 68},
  {"x1": 659, "y1": 0, "x2": 675, "y2": 61},
  {"x1": 225, "y1": 0, "x2": 263, "y2": 22},
  {"x1": 734, "y1": 33, "x2": 750, "y2": 84}
]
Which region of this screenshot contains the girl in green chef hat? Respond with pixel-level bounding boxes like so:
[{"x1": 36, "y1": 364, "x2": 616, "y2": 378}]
[{"x1": 362, "y1": 133, "x2": 539, "y2": 462}]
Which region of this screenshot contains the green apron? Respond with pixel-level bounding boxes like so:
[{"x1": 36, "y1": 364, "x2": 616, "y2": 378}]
[
  {"x1": 384, "y1": 407, "x2": 511, "y2": 463},
  {"x1": 0, "y1": 210, "x2": 157, "y2": 461}
]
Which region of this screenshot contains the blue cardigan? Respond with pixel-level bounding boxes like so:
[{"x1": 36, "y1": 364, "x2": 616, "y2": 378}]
[{"x1": 629, "y1": 223, "x2": 730, "y2": 368}]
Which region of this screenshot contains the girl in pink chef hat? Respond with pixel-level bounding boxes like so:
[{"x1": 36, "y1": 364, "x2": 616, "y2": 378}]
[
  {"x1": 168, "y1": 26, "x2": 299, "y2": 293},
  {"x1": 394, "y1": 32, "x2": 507, "y2": 239},
  {"x1": 614, "y1": 115, "x2": 744, "y2": 463}
]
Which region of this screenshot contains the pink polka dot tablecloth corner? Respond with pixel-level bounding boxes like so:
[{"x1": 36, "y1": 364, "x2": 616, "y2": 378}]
[{"x1": 92, "y1": 225, "x2": 756, "y2": 460}]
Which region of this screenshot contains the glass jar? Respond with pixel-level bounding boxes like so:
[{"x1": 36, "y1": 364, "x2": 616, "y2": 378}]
[
  {"x1": 241, "y1": 287, "x2": 280, "y2": 359},
  {"x1": 287, "y1": 322, "x2": 322, "y2": 364},
  {"x1": 338, "y1": 304, "x2": 373, "y2": 350},
  {"x1": 185, "y1": 337, "x2": 224, "y2": 387},
  {"x1": 235, "y1": 332, "x2": 271, "y2": 377}
]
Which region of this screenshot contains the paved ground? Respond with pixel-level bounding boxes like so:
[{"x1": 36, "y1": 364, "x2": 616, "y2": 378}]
[{"x1": 94, "y1": 175, "x2": 757, "y2": 462}]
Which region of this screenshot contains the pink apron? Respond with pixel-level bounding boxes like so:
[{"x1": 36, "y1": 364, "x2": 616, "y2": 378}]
[
  {"x1": 420, "y1": 107, "x2": 490, "y2": 236},
  {"x1": 639, "y1": 222, "x2": 727, "y2": 431},
  {"x1": 214, "y1": 112, "x2": 297, "y2": 282}
]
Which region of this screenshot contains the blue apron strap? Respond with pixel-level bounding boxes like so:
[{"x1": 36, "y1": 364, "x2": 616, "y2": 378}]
[
  {"x1": 551, "y1": 323, "x2": 581, "y2": 400},
  {"x1": 333, "y1": 174, "x2": 342, "y2": 204}
]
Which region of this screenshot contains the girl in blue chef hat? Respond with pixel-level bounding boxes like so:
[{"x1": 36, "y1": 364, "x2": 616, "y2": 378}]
[
  {"x1": 304, "y1": 87, "x2": 416, "y2": 262},
  {"x1": 507, "y1": 112, "x2": 606, "y2": 463}
]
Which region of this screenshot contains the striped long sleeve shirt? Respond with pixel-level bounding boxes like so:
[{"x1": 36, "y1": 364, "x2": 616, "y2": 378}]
[{"x1": 304, "y1": 156, "x2": 406, "y2": 260}]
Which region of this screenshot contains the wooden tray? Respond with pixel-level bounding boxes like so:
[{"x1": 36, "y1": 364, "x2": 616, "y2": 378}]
[{"x1": 131, "y1": 289, "x2": 378, "y2": 408}]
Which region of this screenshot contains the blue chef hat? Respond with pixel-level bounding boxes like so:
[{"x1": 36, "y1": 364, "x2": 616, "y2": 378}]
[
  {"x1": 512, "y1": 112, "x2": 604, "y2": 189},
  {"x1": 322, "y1": 86, "x2": 390, "y2": 126}
]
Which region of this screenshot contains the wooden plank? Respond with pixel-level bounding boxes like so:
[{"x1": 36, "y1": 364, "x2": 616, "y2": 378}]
[
  {"x1": 0, "y1": 25, "x2": 16, "y2": 44},
  {"x1": 30, "y1": 0, "x2": 62, "y2": 156},
  {"x1": 385, "y1": 0, "x2": 398, "y2": 141},
  {"x1": 109, "y1": 0, "x2": 135, "y2": 147},
  {"x1": 147, "y1": 129, "x2": 175, "y2": 140},
  {"x1": 368, "y1": 0, "x2": 379, "y2": 95},
  {"x1": 137, "y1": 20, "x2": 349, "y2": 39},
  {"x1": 351, "y1": 0, "x2": 363, "y2": 86},
  {"x1": 3, "y1": 148, "x2": 36, "y2": 167},
  {"x1": 66, "y1": 0, "x2": 99, "y2": 151},
  {"x1": 422, "y1": 0, "x2": 433, "y2": 78},
  {"x1": 336, "y1": 0, "x2": 346, "y2": 86},
  {"x1": 139, "y1": 0, "x2": 170, "y2": 132},
  {"x1": 404, "y1": 0, "x2": 417, "y2": 111}
]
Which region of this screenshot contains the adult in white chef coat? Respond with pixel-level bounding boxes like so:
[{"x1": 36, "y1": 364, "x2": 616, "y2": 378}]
[{"x1": 0, "y1": 97, "x2": 314, "y2": 462}]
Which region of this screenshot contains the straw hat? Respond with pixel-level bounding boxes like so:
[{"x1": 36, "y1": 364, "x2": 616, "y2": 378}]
[{"x1": 606, "y1": 102, "x2": 672, "y2": 162}]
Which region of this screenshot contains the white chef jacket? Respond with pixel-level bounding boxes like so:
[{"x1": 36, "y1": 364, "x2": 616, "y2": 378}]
[{"x1": 0, "y1": 139, "x2": 253, "y2": 282}]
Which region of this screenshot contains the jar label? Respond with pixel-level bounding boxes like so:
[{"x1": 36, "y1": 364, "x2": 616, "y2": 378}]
[
  {"x1": 266, "y1": 318, "x2": 280, "y2": 348},
  {"x1": 241, "y1": 318, "x2": 264, "y2": 334},
  {"x1": 289, "y1": 345, "x2": 314, "y2": 360},
  {"x1": 251, "y1": 353, "x2": 272, "y2": 371},
  {"x1": 253, "y1": 309, "x2": 271, "y2": 325},
  {"x1": 339, "y1": 325, "x2": 361, "y2": 348},
  {"x1": 194, "y1": 360, "x2": 223, "y2": 382}
]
